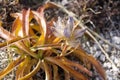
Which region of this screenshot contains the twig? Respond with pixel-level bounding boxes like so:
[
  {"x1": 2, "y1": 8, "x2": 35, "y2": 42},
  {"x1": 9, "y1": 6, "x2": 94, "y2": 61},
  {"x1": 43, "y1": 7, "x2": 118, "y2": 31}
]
[
  {"x1": 85, "y1": 30, "x2": 118, "y2": 70},
  {"x1": 48, "y1": 2, "x2": 118, "y2": 70},
  {"x1": 48, "y1": 2, "x2": 120, "y2": 50},
  {"x1": 87, "y1": 27, "x2": 120, "y2": 50},
  {"x1": 86, "y1": 8, "x2": 101, "y2": 14}
]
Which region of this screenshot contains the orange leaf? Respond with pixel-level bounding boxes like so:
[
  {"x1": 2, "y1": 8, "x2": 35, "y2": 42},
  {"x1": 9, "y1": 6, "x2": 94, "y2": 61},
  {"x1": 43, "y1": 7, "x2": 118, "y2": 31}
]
[
  {"x1": 19, "y1": 60, "x2": 41, "y2": 80},
  {"x1": 43, "y1": 2, "x2": 58, "y2": 9},
  {"x1": 11, "y1": 13, "x2": 24, "y2": 37},
  {"x1": 32, "y1": 7, "x2": 46, "y2": 37},
  {"x1": 45, "y1": 57, "x2": 88, "y2": 80},
  {"x1": 16, "y1": 57, "x2": 35, "y2": 79},
  {"x1": 0, "y1": 27, "x2": 38, "y2": 58},
  {"x1": 22, "y1": 9, "x2": 30, "y2": 36},
  {"x1": 62, "y1": 58, "x2": 92, "y2": 76},
  {"x1": 0, "y1": 36, "x2": 28, "y2": 48},
  {"x1": 86, "y1": 55, "x2": 106, "y2": 80},
  {"x1": 32, "y1": 7, "x2": 47, "y2": 45},
  {"x1": 52, "y1": 64, "x2": 60, "y2": 80},
  {"x1": 42, "y1": 61, "x2": 52, "y2": 80},
  {"x1": 0, "y1": 57, "x2": 24, "y2": 79},
  {"x1": 74, "y1": 49, "x2": 106, "y2": 80}
]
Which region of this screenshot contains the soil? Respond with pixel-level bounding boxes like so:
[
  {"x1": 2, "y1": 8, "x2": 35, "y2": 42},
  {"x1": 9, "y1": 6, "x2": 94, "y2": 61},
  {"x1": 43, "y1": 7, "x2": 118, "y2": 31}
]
[{"x1": 0, "y1": 0, "x2": 120, "y2": 80}]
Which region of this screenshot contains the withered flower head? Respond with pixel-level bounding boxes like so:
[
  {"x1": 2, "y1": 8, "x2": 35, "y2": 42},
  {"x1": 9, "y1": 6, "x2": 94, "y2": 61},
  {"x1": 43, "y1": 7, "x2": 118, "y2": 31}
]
[{"x1": 51, "y1": 17, "x2": 86, "y2": 47}]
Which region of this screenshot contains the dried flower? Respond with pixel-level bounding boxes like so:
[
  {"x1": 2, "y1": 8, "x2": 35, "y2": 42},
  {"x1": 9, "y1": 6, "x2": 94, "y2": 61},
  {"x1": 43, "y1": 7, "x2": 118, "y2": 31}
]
[{"x1": 51, "y1": 17, "x2": 86, "y2": 47}]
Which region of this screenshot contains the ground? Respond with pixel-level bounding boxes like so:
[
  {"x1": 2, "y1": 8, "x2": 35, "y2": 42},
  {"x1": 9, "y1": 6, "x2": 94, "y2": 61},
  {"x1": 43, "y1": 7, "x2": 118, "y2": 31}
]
[{"x1": 0, "y1": 0, "x2": 120, "y2": 80}]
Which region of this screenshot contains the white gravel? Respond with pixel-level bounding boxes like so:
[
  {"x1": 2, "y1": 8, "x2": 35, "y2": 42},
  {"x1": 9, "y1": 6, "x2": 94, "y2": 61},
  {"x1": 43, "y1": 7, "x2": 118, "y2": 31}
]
[{"x1": 80, "y1": 25, "x2": 120, "y2": 80}]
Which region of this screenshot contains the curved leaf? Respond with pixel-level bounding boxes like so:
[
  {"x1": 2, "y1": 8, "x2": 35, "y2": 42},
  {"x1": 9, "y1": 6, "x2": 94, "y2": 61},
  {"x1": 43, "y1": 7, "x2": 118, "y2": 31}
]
[
  {"x1": 74, "y1": 49, "x2": 106, "y2": 80},
  {"x1": 22, "y1": 9, "x2": 30, "y2": 36},
  {"x1": 0, "y1": 26, "x2": 16, "y2": 40},
  {"x1": 62, "y1": 58, "x2": 92, "y2": 76},
  {"x1": 42, "y1": 60, "x2": 52, "y2": 80},
  {"x1": 12, "y1": 16, "x2": 23, "y2": 37},
  {"x1": 0, "y1": 27, "x2": 38, "y2": 58},
  {"x1": 18, "y1": 60, "x2": 41, "y2": 80},
  {"x1": 32, "y1": 7, "x2": 46, "y2": 45},
  {"x1": 0, "y1": 57, "x2": 24, "y2": 79},
  {"x1": 86, "y1": 55, "x2": 106, "y2": 80},
  {"x1": 45, "y1": 57, "x2": 87, "y2": 80},
  {"x1": 16, "y1": 57, "x2": 36, "y2": 79},
  {"x1": 0, "y1": 36, "x2": 27, "y2": 48},
  {"x1": 52, "y1": 65, "x2": 60, "y2": 80}
]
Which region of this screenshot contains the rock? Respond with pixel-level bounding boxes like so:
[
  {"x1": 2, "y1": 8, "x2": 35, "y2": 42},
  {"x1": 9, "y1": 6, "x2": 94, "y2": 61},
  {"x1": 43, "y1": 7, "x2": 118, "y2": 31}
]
[
  {"x1": 102, "y1": 44, "x2": 110, "y2": 52},
  {"x1": 99, "y1": 40, "x2": 104, "y2": 44},
  {"x1": 93, "y1": 46, "x2": 97, "y2": 51},
  {"x1": 112, "y1": 36, "x2": 120, "y2": 44},
  {"x1": 100, "y1": 54, "x2": 106, "y2": 62},
  {"x1": 114, "y1": 58, "x2": 119, "y2": 64},
  {"x1": 61, "y1": 0, "x2": 69, "y2": 5},
  {"x1": 93, "y1": 43, "x2": 100, "y2": 50},
  {"x1": 103, "y1": 62, "x2": 109, "y2": 68},
  {"x1": 103, "y1": 62, "x2": 112, "y2": 68},
  {"x1": 94, "y1": 51, "x2": 101, "y2": 58},
  {"x1": 86, "y1": 41, "x2": 90, "y2": 47}
]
